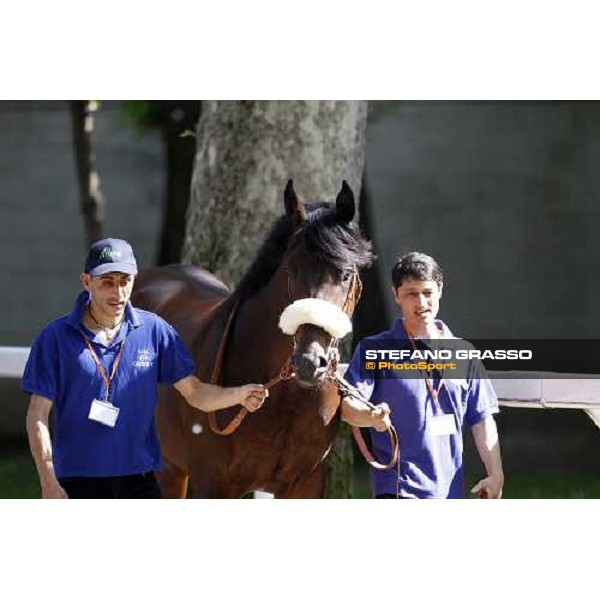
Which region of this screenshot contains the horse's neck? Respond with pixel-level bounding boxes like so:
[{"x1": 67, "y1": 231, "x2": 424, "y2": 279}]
[{"x1": 232, "y1": 269, "x2": 294, "y2": 362}]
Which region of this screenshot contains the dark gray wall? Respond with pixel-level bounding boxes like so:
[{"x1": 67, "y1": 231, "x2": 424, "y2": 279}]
[
  {"x1": 0, "y1": 101, "x2": 164, "y2": 346},
  {"x1": 366, "y1": 101, "x2": 600, "y2": 340}
]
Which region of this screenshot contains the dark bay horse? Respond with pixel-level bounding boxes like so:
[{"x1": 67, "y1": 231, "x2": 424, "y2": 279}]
[{"x1": 132, "y1": 180, "x2": 373, "y2": 498}]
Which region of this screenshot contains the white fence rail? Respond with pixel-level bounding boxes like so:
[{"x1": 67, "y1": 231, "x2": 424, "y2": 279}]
[
  {"x1": 490, "y1": 372, "x2": 600, "y2": 429},
  {"x1": 0, "y1": 347, "x2": 30, "y2": 378}
]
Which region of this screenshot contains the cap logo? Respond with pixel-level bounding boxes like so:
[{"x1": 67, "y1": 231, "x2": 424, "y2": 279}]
[{"x1": 99, "y1": 247, "x2": 122, "y2": 261}]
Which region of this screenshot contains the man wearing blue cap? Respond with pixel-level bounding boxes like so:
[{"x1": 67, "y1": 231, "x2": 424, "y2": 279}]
[{"x1": 23, "y1": 238, "x2": 267, "y2": 499}]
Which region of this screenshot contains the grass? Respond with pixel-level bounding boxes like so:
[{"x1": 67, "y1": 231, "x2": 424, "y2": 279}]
[
  {"x1": 0, "y1": 448, "x2": 41, "y2": 499},
  {"x1": 499, "y1": 472, "x2": 600, "y2": 499}
]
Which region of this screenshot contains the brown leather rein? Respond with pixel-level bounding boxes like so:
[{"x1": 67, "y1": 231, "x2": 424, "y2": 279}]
[{"x1": 206, "y1": 271, "x2": 399, "y2": 471}]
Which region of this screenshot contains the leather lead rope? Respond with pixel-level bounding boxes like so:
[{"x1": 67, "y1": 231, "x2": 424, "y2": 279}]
[
  {"x1": 352, "y1": 425, "x2": 399, "y2": 472},
  {"x1": 326, "y1": 369, "x2": 400, "y2": 471},
  {"x1": 207, "y1": 300, "x2": 247, "y2": 436}
]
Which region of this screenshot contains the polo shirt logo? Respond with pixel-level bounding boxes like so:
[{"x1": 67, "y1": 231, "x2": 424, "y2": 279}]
[
  {"x1": 133, "y1": 348, "x2": 153, "y2": 368},
  {"x1": 99, "y1": 247, "x2": 122, "y2": 261}
]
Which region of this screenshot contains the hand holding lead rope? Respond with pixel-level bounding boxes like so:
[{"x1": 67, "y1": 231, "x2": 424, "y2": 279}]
[
  {"x1": 327, "y1": 371, "x2": 399, "y2": 470},
  {"x1": 370, "y1": 402, "x2": 392, "y2": 432}
]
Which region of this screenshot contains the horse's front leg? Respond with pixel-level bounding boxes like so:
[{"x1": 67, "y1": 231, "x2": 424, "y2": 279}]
[
  {"x1": 188, "y1": 468, "x2": 250, "y2": 499},
  {"x1": 156, "y1": 457, "x2": 189, "y2": 499},
  {"x1": 275, "y1": 464, "x2": 326, "y2": 499}
]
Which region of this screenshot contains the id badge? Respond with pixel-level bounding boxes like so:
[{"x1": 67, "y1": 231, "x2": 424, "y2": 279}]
[
  {"x1": 88, "y1": 399, "x2": 120, "y2": 428},
  {"x1": 430, "y1": 414, "x2": 457, "y2": 436}
]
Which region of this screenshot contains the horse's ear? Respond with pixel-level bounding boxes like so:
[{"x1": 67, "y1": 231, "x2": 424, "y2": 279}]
[
  {"x1": 336, "y1": 180, "x2": 355, "y2": 223},
  {"x1": 284, "y1": 179, "x2": 306, "y2": 226}
]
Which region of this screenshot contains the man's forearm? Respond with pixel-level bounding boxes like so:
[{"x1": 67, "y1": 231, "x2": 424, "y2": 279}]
[
  {"x1": 341, "y1": 396, "x2": 389, "y2": 430},
  {"x1": 472, "y1": 416, "x2": 504, "y2": 479},
  {"x1": 175, "y1": 376, "x2": 241, "y2": 412},
  {"x1": 27, "y1": 396, "x2": 68, "y2": 499},
  {"x1": 26, "y1": 413, "x2": 58, "y2": 486},
  {"x1": 341, "y1": 396, "x2": 373, "y2": 427}
]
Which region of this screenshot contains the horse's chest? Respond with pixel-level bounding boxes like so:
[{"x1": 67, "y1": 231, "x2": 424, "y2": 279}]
[{"x1": 234, "y1": 397, "x2": 336, "y2": 472}]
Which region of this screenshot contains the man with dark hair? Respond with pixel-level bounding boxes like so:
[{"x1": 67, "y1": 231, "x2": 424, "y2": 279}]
[
  {"x1": 345, "y1": 251, "x2": 504, "y2": 499},
  {"x1": 391, "y1": 251, "x2": 444, "y2": 290},
  {"x1": 23, "y1": 238, "x2": 268, "y2": 499}
]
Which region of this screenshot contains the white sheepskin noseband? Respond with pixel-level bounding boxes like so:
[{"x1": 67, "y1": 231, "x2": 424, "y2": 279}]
[{"x1": 278, "y1": 298, "x2": 352, "y2": 339}]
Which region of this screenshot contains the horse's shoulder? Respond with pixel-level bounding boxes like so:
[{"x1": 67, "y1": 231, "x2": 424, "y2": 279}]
[
  {"x1": 133, "y1": 265, "x2": 229, "y2": 314},
  {"x1": 132, "y1": 265, "x2": 235, "y2": 359},
  {"x1": 137, "y1": 264, "x2": 229, "y2": 295}
]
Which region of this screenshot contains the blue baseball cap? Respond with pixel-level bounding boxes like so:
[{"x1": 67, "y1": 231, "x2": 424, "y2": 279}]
[{"x1": 84, "y1": 238, "x2": 138, "y2": 277}]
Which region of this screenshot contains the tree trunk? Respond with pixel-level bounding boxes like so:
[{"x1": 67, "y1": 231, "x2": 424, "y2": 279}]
[
  {"x1": 183, "y1": 100, "x2": 368, "y2": 287},
  {"x1": 70, "y1": 100, "x2": 105, "y2": 246},
  {"x1": 183, "y1": 100, "x2": 369, "y2": 497},
  {"x1": 157, "y1": 101, "x2": 202, "y2": 265}
]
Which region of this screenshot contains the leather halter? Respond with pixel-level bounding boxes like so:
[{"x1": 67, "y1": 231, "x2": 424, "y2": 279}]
[{"x1": 206, "y1": 268, "x2": 399, "y2": 471}]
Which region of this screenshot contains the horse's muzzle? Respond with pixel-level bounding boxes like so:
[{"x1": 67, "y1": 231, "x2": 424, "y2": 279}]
[{"x1": 292, "y1": 351, "x2": 329, "y2": 388}]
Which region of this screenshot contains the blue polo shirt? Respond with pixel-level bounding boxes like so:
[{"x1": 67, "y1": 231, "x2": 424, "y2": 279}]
[
  {"x1": 345, "y1": 318, "x2": 499, "y2": 499},
  {"x1": 22, "y1": 291, "x2": 196, "y2": 479}
]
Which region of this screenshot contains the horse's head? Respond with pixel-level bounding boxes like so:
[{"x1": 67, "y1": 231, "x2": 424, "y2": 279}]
[{"x1": 278, "y1": 180, "x2": 374, "y2": 388}]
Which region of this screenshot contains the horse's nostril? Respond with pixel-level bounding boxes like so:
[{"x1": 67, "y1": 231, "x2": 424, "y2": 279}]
[{"x1": 292, "y1": 353, "x2": 328, "y2": 380}]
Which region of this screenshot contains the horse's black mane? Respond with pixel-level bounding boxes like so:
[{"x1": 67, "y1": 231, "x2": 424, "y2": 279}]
[{"x1": 233, "y1": 202, "x2": 374, "y2": 299}]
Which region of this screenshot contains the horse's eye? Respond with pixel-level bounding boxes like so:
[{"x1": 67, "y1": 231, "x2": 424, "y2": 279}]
[{"x1": 342, "y1": 270, "x2": 353, "y2": 283}]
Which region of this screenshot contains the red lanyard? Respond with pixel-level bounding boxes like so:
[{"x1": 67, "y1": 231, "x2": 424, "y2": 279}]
[
  {"x1": 81, "y1": 333, "x2": 127, "y2": 402},
  {"x1": 404, "y1": 323, "x2": 445, "y2": 412}
]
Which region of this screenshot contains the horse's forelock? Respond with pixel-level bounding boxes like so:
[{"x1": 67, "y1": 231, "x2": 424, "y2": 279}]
[
  {"x1": 301, "y1": 204, "x2": 374, "y2": 271},
  {"x1": 234, "y1": 201, "x2": 373, "y2": 299}
]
